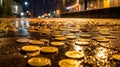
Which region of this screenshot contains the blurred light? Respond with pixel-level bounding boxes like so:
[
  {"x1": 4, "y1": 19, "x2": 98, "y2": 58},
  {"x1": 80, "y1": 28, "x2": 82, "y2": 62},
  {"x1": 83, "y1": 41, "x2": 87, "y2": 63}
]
[
  {"x1": 26, "y1": 10, "x2": 29, "y2": 13},
  {"x1": 74, "y1": 45, "x2": 83, "y2": 51},
  {"x1": 38, "y1": 16, "x2": 41, "y2": 18},
  {"x1": 97, "y1": 52, "x2": 105, "y2": 57},
  {"x1": 45, "y1": 17, "x2": 48, "y2": 18},
  {"x1": 104, "y1": 0, "x2": 110, "y2": 8},
  {"x1": 53, "y1": 11, "x2": 56, "y2": 13},
  {"x1": 56, "y1": 9, "x2": 60, "y2": 15},
  {"x1": 15, "y1": 5, "x2": 18, "y2": 13},
  {"x1": 66, "y1": 4, "x2": 79, "y2": 10},
  {"x1": 63, "y1": 0, "x2": 65, "y2": 7},
  {"x1": 25, "y1": 20, "x2": 30, "y2": 27},
  {"x1": 66, "y1": 7, "x2": 72, "y2": 10},
  {"x1": 95, "y1": 47, "x2": 108, "y2": 60},
  {"x1": 41, "y1": 15, "x2": 44, "y2": 18},
  {"x1": 20, "y1": 20, "x2": 24, "y2": 27},
  {"x1": 94, "y1": 6, "x2": 97, "y2": 9},
  {"x1": 20, "y1": 12, "x2": 24, "y2": 16},
  {"x1": 44, "y1": 13, "x2": 48, "y2": 16},
  {"x1": 76, "y1": 0, "x2": 79, "y2": 4},
  {"x1": 24, "y1": 2, "x2": 28, "y2": 5},
  {"x1": 15, "y1": 5, "x2": 18, "y2": 10},
  {"x1": 26, "y1": 11, "x2": 31, "y2": 16},
  {"x1": 48, "y1": 13, "x2": 51, "y2": 16},
  {"x1": 90, "y1": 4, "x2": 93, "y2": 7},
  {"x1": 13, "y1": 5, "x2": 18, "y2": 14},
  {"x1": 87, "y1": 8, "x2": 89, "y2": 10},
  {"x1": 0, "y1": 0, "x2": 3, "y2": 6},
  {"x1": 15, "y1": 20, "x2": 19, "y2": 28}
]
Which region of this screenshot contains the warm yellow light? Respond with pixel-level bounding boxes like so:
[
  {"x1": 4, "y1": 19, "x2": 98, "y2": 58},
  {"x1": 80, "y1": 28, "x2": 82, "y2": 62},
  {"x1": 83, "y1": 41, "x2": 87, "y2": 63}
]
[
  {"x1": 72, "y1": 4, "x2": 79, "y2": 8},
  {"x1": 56, "y1": 9, "x2": 60, "y2": 15},
  {"x1": 38, "y1": 16, "x2": 41, "y2": 18},
  {"x1": 74, "y1": 45, "x2": 82, "y2": 51},
  {"x1": 90, "y1": 4, "x2": 93, "y2": 7},
  {"x1": 76, "y1": 0, "x2": 79, "y2": 4},
  {"x1": 44, "y1": 13, "x2": 48, "y2": 16},
  {"x1": 103, "y1": 0, "x2": 110, "y2": 8}
]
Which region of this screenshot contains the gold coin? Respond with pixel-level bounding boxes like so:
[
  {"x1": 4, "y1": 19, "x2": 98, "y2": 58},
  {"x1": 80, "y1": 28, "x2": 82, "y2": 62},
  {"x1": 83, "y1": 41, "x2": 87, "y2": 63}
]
[
  {"x1": 40, "y1": 46, "x2": 58, "y2": 53},
  {"x1": 59, "y1": 59, "x2": 80, "y2": 67},
  {"x1": 21, "y1": 45, "x2": 40, "y2": 52},
  {"x1": 65, "y1": 51, "x2": 84, "y2": 59},
  {"x1": 51, "y1": 42, "x2": 64, "y2": 46},
  {"x1": 28, "y1": 57, "x2": 51, "y2": 66},
  {"x1": 29, "y1": 40, "x2": 44, "y2": 45},
  {"x1": 17, "y1": 38, "x2": 29, "y2": 43},
  {"x1": 112, "y1": 54, "x2": 120, "y2": 60}
]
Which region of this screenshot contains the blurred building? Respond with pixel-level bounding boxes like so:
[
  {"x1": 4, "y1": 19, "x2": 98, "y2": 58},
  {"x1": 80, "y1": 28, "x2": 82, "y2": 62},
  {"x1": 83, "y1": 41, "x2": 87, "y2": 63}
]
[
  {"x1": 0, "y1": 0, "x2": 13, "y2": 17},
  {"x1": 0, "y1": 0, "x2": 23, "y2": 17},
  {"x1": 60, "y1": 0, "x2": 120, "y2": 14},
  {"x1": 12, "y1": 0, "x2": 23, "y2": 17}
]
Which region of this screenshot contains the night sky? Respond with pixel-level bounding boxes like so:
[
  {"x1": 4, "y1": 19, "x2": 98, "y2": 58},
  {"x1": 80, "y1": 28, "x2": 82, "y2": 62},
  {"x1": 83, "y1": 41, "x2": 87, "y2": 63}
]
[{"x1": 15, "y1": 0, "x2": 60, "y2": 17}]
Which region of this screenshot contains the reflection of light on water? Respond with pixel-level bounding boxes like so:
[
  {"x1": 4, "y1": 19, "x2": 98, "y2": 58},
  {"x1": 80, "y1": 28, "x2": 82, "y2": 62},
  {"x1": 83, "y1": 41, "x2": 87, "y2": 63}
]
[
  {"x1": 95, "y1": 47, "x2": 109, "y2": 66},
  {"x1": 20, "y1": 20, "x2": 24, "y2": 27},
  {"x1": 97, "y1": 47, "x2": 107, "y2": 52},
  {"x1": 15, "y1": 20, "x2": 19, "y2": 28},
  {"x1": 96, "y1": 52, "x2": 107, "y2": 59},
  {"x1": 74, "y1": 45, "x2": 83, "y2": 51},
  {"x1": 96, "y1": 47, "x2": 108, "y2": 60},
  {"x1": 25, "y1": 20, "x2": 30, "y2": 27}
]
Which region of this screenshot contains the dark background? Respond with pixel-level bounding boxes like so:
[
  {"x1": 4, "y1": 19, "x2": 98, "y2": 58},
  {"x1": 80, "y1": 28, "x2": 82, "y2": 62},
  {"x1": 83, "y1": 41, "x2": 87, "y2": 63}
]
[{"x1": 14, "y1": 0, "x2": 59, "y2": 17}]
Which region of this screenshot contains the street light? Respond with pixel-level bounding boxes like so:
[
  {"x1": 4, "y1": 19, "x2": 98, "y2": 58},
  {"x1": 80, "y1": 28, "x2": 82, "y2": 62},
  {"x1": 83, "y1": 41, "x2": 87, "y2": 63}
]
[
  {"x1": 53, "y1": 11, "x2": 56, "y2": 13},
  {"x1": 24, "y1": 1, "x2": 29, "y2": 17},
  {"x1": 24, "y1": 2, "x2": 28, "y2": 6},
  {"x1": 20, "y1": 12, "x2": 24, "y2": 16},
  {"x1": 26, "y1": 10, "x2": 29, "y2": 13},
  {"x1": 48, "y1": 13, "x2": 51, "y2": 16}
]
